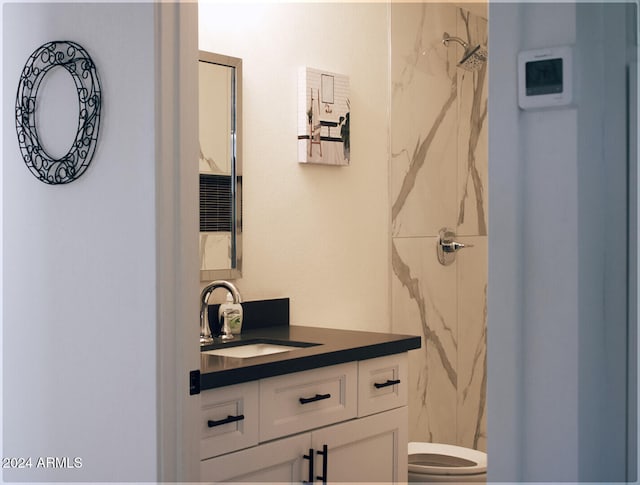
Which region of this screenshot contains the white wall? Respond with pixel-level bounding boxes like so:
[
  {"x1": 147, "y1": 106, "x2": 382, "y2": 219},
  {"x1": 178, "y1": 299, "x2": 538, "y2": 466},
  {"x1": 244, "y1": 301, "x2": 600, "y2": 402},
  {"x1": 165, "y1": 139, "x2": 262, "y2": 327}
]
[
  {"x1": 486, "y1": 4, "x2": 524, "y2": 479},
  {"x1": 198, "y1": 2, "x2": 391, "y2": 332},
  {"x1": 488, "y1": 2, "x2": 635, "y2": 482},
  {"x1": 2, "y1": 3, "x2": 161, "y2": 481},
  {"x1": 155, "y1": 3, "x2": 201, "y2": 481},
  {"x1": 575, "y1": 4, "x2": 631, "y2": 480}
]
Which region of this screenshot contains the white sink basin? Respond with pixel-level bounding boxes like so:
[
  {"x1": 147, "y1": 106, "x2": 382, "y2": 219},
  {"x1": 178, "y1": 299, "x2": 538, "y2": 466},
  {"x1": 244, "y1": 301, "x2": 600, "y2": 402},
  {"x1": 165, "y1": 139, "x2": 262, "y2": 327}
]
[{"x1": 202, "y1": 343, "x2": 301, "y2": 359}]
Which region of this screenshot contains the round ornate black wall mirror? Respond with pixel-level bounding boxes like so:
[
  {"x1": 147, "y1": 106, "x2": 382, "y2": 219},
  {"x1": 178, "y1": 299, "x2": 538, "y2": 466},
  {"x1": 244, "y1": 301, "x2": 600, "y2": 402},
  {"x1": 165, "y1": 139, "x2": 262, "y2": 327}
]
[{"x1": 15, "y1": 40, "x2": 102, "y2": 185}]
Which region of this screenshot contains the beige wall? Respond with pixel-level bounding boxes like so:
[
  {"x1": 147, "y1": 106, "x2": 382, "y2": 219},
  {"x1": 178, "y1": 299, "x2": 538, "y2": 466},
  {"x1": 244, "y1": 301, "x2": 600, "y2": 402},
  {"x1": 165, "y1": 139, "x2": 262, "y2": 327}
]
[{"x1": 199, "y1": 2, "x2": 392, "y2": 331}]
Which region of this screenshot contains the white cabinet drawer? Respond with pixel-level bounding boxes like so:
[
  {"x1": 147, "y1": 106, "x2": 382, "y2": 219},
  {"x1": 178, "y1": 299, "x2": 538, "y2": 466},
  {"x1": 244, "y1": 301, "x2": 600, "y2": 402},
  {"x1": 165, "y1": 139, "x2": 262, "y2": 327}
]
[
  {"x1": 200, "y1": 380, "x2": 259, "y2": 460},
  {"x1": 259, "y1": 362, "x2": 358, "y2": 441},
  {"x1": 357, "y1": 353, "x2": 408, "y2": 417}
]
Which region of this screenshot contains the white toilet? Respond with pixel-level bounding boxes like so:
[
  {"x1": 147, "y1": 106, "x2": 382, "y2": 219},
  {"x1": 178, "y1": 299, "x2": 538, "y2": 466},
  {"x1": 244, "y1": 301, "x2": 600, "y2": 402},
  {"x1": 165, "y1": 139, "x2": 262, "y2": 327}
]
[{"x1": 408, "y1": 442, "x2": 487, "y2": 483}]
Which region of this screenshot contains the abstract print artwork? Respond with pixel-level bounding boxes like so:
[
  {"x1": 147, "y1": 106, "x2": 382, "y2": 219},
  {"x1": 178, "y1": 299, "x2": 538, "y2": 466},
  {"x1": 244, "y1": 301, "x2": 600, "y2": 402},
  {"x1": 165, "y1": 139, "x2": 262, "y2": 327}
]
[{"x1": 298, "y1": 67, "x2": 350, "y2": 166}]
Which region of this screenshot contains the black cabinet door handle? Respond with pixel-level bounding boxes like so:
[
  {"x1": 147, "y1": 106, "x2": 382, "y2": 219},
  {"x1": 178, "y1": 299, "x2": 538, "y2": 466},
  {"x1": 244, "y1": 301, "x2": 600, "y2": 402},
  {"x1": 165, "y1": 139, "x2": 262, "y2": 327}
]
[
  {"x1": 374, "y1": 379, "x2": 401, "y2": 389},
  {"x1": 299, "y1": 393, "x2": 331, "y2": 405},
  {"x1": 207, "y1": 414, "x2": 245, "y2": 428},
  {"x1": 302, "y1": 448, "x2": 314, "y2": 484},
  {"x1": 316, "y1": 444, "x2": 328, "y2": 484}
]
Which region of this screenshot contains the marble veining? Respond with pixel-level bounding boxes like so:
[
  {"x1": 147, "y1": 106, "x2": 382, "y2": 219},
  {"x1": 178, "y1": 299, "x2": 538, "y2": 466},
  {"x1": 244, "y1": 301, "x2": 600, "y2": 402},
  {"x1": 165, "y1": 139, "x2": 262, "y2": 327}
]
[
  {"x1": 457, "y1": 64, "x2": 487, "y2": 233},
  {"x1": 456, "y1": 9, "x2": 488, "y2": 236},
  {"x1": 391, "y1": 78, "x2": 457, "y2": 224},
  {"x1": 460, "y1": 284, "x2": 487, "y2": 449},
  {"x1": 392, "y1": 5, "x2": 454, "y2": 100},
  {"x1": 392, "y1": 241, "x2": 457, "y2": 388},
  {"x1": 390, "y1": 3, "x2": 487, "y2": 452}
]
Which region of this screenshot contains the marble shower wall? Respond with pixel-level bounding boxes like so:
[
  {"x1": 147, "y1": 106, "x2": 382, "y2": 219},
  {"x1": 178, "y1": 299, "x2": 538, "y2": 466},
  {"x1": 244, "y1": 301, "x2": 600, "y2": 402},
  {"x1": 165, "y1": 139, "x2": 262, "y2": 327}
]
[{"x1": 390, "y1": 3, "x2": 488, "y2": 451}]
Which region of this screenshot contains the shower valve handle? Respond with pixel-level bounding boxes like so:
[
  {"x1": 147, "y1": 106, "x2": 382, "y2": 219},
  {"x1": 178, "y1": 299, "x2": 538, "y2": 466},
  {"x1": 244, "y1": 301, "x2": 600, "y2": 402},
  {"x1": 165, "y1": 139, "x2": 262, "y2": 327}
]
[
  {"x1": 440, "y1": 240, "x2": 469, "y2": 253},
  {"x1": 437, "y1": 228, "x2": 473, "y2": 266}
]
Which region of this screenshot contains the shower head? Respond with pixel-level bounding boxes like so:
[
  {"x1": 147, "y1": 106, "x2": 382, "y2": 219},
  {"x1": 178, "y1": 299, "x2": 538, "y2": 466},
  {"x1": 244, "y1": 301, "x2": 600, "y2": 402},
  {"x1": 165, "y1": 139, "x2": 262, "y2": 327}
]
[{"x1": 442, "y1": 32, "x2": 487, "y2": 72}]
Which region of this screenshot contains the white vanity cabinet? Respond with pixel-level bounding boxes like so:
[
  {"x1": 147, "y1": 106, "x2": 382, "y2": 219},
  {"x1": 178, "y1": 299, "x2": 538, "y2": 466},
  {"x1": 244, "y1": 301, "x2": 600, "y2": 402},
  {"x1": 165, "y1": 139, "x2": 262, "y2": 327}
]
[{"x1": 200, "y1": 353, "x2": 409, "y2": 483}]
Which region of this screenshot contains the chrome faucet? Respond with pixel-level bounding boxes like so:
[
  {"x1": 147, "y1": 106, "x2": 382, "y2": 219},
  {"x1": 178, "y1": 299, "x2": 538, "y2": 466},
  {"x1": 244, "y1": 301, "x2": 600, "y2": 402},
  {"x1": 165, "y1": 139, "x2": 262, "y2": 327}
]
[{"x1": 200, "y1": 280, "x2": 243, "y2": 345}]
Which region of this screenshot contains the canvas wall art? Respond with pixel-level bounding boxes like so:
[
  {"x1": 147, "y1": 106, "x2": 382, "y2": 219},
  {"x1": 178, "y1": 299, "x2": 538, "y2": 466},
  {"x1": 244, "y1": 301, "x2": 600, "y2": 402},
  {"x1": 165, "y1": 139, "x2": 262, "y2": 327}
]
[{"x1": 298, "y1": 67, "x2": 350, "y2": 165}]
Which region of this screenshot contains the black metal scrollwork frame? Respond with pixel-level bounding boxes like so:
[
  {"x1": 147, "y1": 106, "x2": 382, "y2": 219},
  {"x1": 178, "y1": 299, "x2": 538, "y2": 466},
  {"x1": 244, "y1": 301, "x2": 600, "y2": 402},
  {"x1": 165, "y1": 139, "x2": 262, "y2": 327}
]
[{"x1": 15, "y1": 40, "x2": 102, "y2": 185}]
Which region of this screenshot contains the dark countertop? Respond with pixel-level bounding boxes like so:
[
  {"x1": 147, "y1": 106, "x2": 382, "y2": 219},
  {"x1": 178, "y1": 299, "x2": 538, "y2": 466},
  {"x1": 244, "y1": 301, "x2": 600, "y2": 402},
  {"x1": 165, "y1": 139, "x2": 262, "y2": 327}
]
[{"x1": 200, "y1": 325, "x2": 421, "y2": 391}]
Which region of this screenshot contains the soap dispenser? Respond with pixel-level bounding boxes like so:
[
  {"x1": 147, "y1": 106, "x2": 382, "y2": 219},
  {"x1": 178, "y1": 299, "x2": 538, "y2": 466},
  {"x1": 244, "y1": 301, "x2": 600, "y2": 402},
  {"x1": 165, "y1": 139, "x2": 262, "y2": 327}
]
[{"x1": 218, "y1": 291, "x2": 243, "y2": 335}]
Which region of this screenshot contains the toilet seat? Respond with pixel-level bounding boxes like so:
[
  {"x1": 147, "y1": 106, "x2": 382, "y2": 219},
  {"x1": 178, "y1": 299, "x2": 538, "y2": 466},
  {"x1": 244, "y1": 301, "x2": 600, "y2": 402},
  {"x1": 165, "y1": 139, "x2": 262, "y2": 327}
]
[{"x1": 408, "y1": 442, "x2": 487, "y2": 476}]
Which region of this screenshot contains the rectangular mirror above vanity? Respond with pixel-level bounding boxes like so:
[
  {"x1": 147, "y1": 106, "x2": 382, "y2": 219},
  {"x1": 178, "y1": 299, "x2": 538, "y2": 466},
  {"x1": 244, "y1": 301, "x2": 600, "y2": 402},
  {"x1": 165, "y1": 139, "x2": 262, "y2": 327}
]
[{"x1": 199, "y1": 51, "x2": 242, "y2": 280}]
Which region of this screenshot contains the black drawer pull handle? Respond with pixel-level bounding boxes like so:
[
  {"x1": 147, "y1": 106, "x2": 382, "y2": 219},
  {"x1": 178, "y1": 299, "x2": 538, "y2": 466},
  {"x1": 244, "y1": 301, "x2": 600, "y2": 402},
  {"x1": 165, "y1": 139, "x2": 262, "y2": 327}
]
[
  {"x1": 207, "y1": 414, "x2": 245, "y2": 427},
  {"x1": 316, "y1": 444, "x2": 328, "y2": 484},
  {"x1": 374, "y1": 379, "x2": 401, "y2": 389},
  {"x1": 302, "y1": 448, "x2": 314, "y2": 484},
  {"x1": 299, "y1": 393, "x2": 331, "y2": 405}
]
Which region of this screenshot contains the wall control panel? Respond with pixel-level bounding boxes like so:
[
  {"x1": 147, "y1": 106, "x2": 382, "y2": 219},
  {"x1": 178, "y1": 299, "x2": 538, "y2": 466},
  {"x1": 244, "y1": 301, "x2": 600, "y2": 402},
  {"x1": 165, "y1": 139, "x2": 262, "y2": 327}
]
[{"x1": 518, "y1": 46, "x2": 573, "y2": 110}]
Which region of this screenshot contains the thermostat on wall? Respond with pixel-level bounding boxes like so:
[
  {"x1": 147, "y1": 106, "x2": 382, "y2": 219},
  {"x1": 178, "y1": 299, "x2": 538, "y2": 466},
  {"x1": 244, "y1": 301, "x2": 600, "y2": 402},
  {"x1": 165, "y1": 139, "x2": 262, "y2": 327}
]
[{"x1": 518, "y1": 46, "x2": 573, "y2": 110}]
